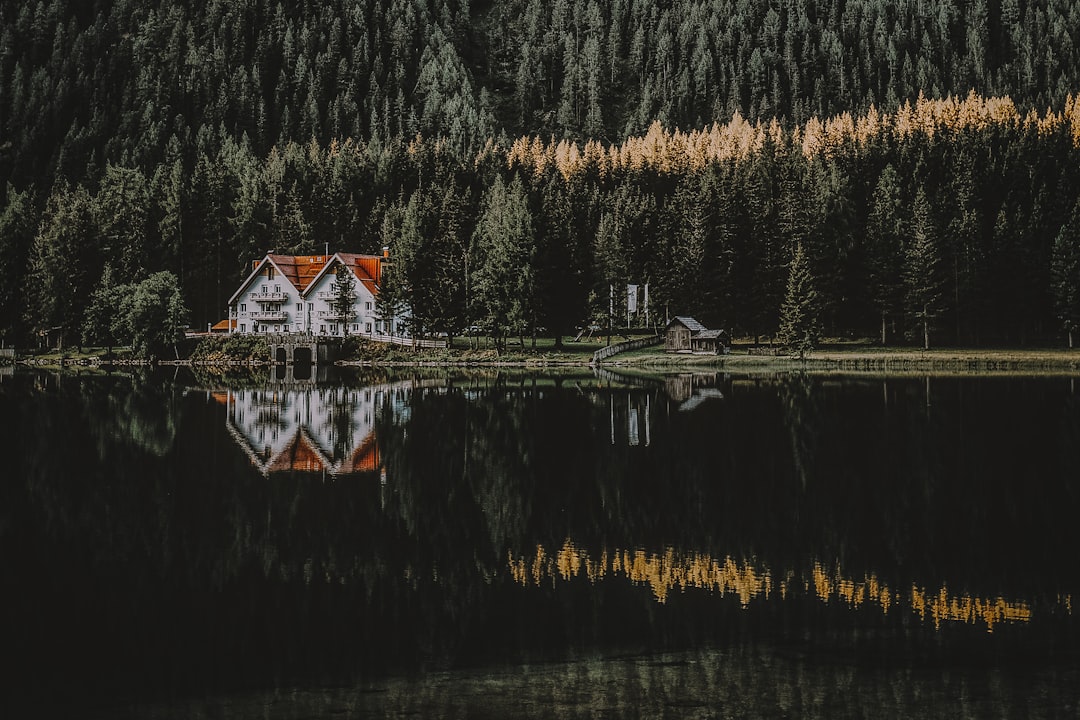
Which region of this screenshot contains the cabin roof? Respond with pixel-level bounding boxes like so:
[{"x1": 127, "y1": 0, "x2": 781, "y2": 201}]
[
  {"x1": 695, "y1": 329, "x2": 727, "y2": 340},
  {"x1": 669, "y1": 316, "x2": 706, "y2": 332}
]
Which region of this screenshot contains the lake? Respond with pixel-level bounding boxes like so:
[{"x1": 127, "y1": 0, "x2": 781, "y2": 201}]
[{"x1": 2, "y1": 367, "x2": 1078, "y2": 718}]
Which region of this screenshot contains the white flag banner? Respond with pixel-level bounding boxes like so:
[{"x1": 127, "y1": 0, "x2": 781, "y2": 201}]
[{"x1": 627, "y1": 284, "x2": 638, "y2": 313}]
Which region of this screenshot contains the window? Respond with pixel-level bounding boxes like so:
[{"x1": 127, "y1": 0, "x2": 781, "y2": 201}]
[
  {"x1": 268, "y1": 267, "x2": 275, "y2": 280},
  {"x1": 274, "y1": 325, "x2": 280, "y2": 333},
  {"x1": 352, "y1": 323, "x2": 359, "y2": 332},
  {"x1": 297, "y1": 303, "x2": 302, "y2": 312},
  {"x1": 365, "y1": 301, "x2": 372, "y2": 310},
  {"x1": 240, "y1": 303, "x2": 247, "y2": 311},
  {"x1": 365, "y1": 322, "x2": 372, "y2": 334},
  {"x1": 320, "y1": 325, "x2": 326, "y2": 334},
  {"x1": 275, "y1": 284, "x2": 281, "y2": 292},
  {"x1": 240, "y1": 324, "x2": 246, "y2": 332}
]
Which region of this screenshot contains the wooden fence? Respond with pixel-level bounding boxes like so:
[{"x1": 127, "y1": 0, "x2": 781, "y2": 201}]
[{"x1": 591, "y1": 334, "x2": 662, "y2": 364}]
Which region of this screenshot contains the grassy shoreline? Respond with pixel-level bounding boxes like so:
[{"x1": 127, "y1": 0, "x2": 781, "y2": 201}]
[
  {"x1": 609, "y1": 345, "x2": 1080, "y2": 374},
  {"x1": 13, "y1": 341, "x2": 1080, "y2": 375}
]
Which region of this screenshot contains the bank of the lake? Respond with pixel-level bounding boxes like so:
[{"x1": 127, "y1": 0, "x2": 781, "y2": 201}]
[
  {"x1": 15, "y1": 336, "x2": 1080, "y2": 375},
  {"x1": 611, "y1": 346, "x2": 1080, "y2": 375}
]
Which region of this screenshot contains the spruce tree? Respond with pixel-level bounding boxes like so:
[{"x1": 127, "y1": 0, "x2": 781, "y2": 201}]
[
  {"x1": 903, "y1": 187, "x2": 943, "y2": 350},
  {"x1": 777, "y1": 241, "x2": 820, "y2": 358},
  {"x1": 333, "y1": 259, "x2": 357, "y2": 337},
  {"x1": 866, "y1": 165, "x2": 905, "y2": 345},
  {"x1": 1050, "y1": 201, "x2": 1080, "y2": 348},
  {"x1": 471, "y1": 175, "x2": 535, "y2": 353}
]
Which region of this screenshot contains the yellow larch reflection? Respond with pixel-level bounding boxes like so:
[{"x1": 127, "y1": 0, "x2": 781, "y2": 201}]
[{"x1": 510, "y1": 540, "x2": 1058, "y2": 633}]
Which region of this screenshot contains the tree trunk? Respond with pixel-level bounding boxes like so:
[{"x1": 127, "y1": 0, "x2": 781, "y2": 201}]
[
  {"x1": 923, "y1": 304, "x2": 930, "y2": 350},
  {"x1": 881, "y1": 311, "x2": 887, "y2": 345},
  {"x1": 1070, "y1": 329, "x2": 1074, "y2": 349}
]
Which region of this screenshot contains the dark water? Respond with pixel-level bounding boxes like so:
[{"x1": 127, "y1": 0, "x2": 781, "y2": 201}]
[{"x1": 2, "y1": 367, "x2": 1079, "y2": 718}]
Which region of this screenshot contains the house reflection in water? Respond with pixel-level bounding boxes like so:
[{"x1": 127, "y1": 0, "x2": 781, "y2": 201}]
[{"x1": 214, "y1": 385, "x2": 404, "y2": 478}]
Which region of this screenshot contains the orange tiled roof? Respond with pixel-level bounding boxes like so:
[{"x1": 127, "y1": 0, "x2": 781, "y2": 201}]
[
  {"x1": 331, "y1": 253, "x2": 383, "y2": 296},
  {"x1": 260, "y1": 252, "x2": 385, "y2": 297},
  {"x1": 210, "y1": 319, "x2": 236, "y2": 332},
  {"x1": 267, "y1": 254, "x2": 333, "y2": 293}
]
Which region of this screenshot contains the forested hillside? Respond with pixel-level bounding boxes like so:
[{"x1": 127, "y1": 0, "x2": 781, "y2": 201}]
[{"x1": 2, "y1": 0, "x2": 1080, "y2": 348}]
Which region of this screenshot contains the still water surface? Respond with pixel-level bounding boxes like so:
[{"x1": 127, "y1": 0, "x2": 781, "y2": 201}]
[{"x1": 1, "y1": 368, "x2": 1078, "y2": 717}]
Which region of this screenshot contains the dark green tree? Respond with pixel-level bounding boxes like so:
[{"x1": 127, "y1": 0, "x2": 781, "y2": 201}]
[
  {"x1": 472, "y1": 174, "x2": 535, "y2": 352},
  {"x1": 0, "y1": 184, "x2": 37, "y2": 342},
  {"x1": 94, "y1": 165, "x2": 151, "y2": 280},
  {"x1": 777, "y1": 241, "x2": 820, "y2": 358},
  {"x1": 82, "y1": 263, "x2": 127, "y2": 355},
  {"x1": 904, "y1": 187, "x2": 944, "y2": 350},
  {"x1": 1050, "y1": 201, "x2": 1080, "y2": 348},
  {"x1": 866, "y1": 165, "x2": 906, "y2": 344},
  {"x1": 333, "y1": 259, "x2": 357, "y2": 336},
  {"x1": 25, "y1": 181, "x2": 99, "y2": 350},
  {"x1": 119, "y1": 271, "x2": 188, "y2": 358}
]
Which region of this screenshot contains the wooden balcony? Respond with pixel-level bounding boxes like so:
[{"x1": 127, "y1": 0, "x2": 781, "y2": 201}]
[
  {"x1": 250, "y1": 310, "x2": 288, "y2": 321},
  {"x1": 250, "y1": 291, "x2": 287, "y2": 302}
]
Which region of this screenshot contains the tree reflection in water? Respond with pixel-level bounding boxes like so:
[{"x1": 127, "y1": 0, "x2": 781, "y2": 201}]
[{"x1": 2, "y1": 369, "x2": 1079, "y2": 716}]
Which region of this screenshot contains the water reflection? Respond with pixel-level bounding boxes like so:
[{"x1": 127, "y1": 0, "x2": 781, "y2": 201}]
[
  {"x1": 215, "y1": 382, "x2": 415, "y2": 477},
  {"x1": 509, "y1": 540, "x2": 1057, "y2": 633},
  {"x1": 6, "y1": 369, "x2": 1080, "y2": 716}
]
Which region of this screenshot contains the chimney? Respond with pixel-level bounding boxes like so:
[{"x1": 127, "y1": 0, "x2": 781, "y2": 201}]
[{"x1": 382, "y1": 246, "x2": 390, "y2": 259}]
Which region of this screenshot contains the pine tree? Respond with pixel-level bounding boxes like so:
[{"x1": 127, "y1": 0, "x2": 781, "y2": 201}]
[
  {"x1": 1050, "y1": 200, "x2": 1080, "y2": 348},
  {"x1": 0, "y1": 184, "x2": 37, "y2": 342},
  {"x1": 333, "y1": 259, "x2": 357, "y2": 336},
  {"x1": 903, "y1": 187, "x2": 943, "y2": 350},
  {"x1": 777, "y1": 242, "x2": 820, "y2": 358},
  {"x1": 82, "y1": 263, "x2": 127, "y2": 354},
  {"x1": 25, "y1": 181, "x2": 99, "y2": 350},
  {"x1": 866, "y1": 165, "x2": 905, "y2": 344},
  {"x1": 472, "y1": 174, "x2": 535, "y2": 353}
]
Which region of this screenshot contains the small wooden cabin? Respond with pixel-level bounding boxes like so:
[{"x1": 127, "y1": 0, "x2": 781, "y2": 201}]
[
  {"x1": 665, "y1": 316, "x2": 705, "y2": 351},
  {"x1": 691, "y1": 329, "x2": 729, "y2": 354},
  {"x1": 665, "y1": 316, "x2": 729, "y2": 354}
]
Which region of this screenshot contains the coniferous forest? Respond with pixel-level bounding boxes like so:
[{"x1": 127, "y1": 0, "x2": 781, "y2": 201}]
[{"x1": 3, "y1": 0, "x2": 1080, "y2": 348}]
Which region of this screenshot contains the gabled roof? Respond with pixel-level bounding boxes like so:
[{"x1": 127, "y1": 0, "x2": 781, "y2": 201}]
[
  {"x1": 668, "y1": 316, "x2": 706, "y2": 332},
  {"x1": 229, "y1": 252, "x2": 387, "y2": 305},
  {"x1": 695, "y1": 329, "x2": 727, "y2": 340},
  {"x1": 268, "y1": 254, "x2": 335, "y2": 294},
  {"x1": 228, "y1": 254, "x2": 327, "y2": 305},
  {"x1": 304, "y1": 252, "x2": 383, "y2": 298}
]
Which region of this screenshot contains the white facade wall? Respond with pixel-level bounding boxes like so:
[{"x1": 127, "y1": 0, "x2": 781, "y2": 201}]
[
  {"x1": 231, "y1": 267, "x2": 303, "y2": 334},
  {"x1": 304, "y1": 271, "x2": 380, "y2": 337}
]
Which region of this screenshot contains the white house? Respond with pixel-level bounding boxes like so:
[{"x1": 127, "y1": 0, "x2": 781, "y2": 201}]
[{"x1": 226, "y1": 251, "x2": 409, "y2": 339}]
